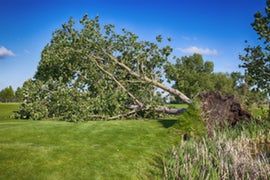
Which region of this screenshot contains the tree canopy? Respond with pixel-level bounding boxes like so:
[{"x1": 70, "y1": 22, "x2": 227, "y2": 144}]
[
  {"x1": 0, "y1": 86, "x2": 15, "y2": 102},
  {"x1": 165, "y1": 54, "x2": 238, "y2": 100},
  {"x1": 240, "y1": 0, "x2": 270, "y2": 117},
  {"x1": 16, "y1": 15, "x2": 190, "y2": 121},
  {"x1": 165, "y1": 54, "x2": 214, "y2": 98},
  {"x1": 240, "y1": 0, "x2": 270, "y2": 95},
  {"x1": 16, "y1": 13, "x2": 266, "y2": 121}
]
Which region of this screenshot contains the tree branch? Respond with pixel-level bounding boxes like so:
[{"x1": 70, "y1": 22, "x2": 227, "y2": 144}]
[
  {"x1": 99, "y1": 49, "x2": 192, "y2": 104},
  {"x1": 154, "y1": 106, "x2": 187, "y2": 114},
  {"x1": 90, "y1": 56, "x2": 144, "y2": 108},
  {"x1": 127, "y1": 105, "x2": 187, "y2": 115},
  {"x1": 88, "y1": 109, "x2": 139, "y2": 120}
]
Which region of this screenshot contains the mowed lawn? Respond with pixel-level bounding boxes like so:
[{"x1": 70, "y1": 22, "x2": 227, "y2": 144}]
[{"x1": 0, "y1": 103, "x2": 179, "y2": 179}]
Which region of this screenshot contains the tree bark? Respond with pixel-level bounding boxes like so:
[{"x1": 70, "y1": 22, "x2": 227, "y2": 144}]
[
  {"x1": 154, "y1": 106, "x2": 187, "y2": 114},
  {"x1": 91, "y1": 58, "x2": 144, "y2": 107},
  {"x1": 88, "y1": 109, "x2": 138, "y2": 120},
  {"x1": 127, "y1": 105, "x2": 187, "y2": 115}
]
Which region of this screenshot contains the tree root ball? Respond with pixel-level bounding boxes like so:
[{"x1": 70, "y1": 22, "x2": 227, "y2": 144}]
[{"x1": 198, "y1": 91, "x2": 251, "y2": 132}]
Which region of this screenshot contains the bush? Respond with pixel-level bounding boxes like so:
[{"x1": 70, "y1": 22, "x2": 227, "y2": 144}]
[{"x1": 174, "y1": 103, "x2": 206, "y2": 137}]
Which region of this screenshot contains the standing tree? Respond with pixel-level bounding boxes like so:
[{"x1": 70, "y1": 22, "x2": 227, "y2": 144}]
[
  {"x1": 0, "y1": 86, "x2": 15, "y2": 102},
  {"x1": 165, "y1": 54, "x2": 236, "y2": 100},
  {"x1": 240, "y1": 0, "x2": 270, "y2": 118},
  {"x1": 15, "y1": 87, "x2": 24, "y2": 102},
  {"x1": 165, "y1": 54, "x2": 214, "y2": 99}
]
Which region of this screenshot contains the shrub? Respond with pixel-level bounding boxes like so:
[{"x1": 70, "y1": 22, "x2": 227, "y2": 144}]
[{"x1": 174, "y1": 103, "x2": 206, "y2": 137}]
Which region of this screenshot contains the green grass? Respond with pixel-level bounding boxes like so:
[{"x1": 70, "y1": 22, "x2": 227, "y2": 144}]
[
  {"x1": 0, "y1": 103, "x2": 179, "y2": 179},
  {"x1": 0, "y1": 103, "x2": 19, "y2": 120},
  {"x1": 250, "y1": 104, "x2": 269, "y2": 120}
]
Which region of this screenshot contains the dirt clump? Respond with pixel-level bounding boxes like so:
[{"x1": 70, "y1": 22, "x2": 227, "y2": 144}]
[{"x1": 199, "y1": 91, "x2": 251, "y2": 132}]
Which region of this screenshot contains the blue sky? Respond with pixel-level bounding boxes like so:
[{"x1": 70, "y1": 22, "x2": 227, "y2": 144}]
[{"x1": 0, "y1": 0, "x2": 266, "y2": 90}]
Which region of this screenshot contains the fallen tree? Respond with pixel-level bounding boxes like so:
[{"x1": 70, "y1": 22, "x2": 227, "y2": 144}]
[
  {"x1": 16, "y1": 16, "x2": 191, "y2": 121},
  {"x1": 16, "y1": 16, "x2": 251, "y2": 125}
]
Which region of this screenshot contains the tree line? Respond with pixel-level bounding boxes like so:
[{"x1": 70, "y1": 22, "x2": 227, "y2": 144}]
[
  {"x1": 165, "y1": 53, "x2": 267, "y2": 107},
  {"x1": 0, "y1": 86, "x2": 23, "y2": 103}
]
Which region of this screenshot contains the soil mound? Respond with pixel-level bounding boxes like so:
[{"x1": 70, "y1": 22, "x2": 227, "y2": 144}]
[{"x1": 199, "y1": 91, "x2": 251, "y2": 131}]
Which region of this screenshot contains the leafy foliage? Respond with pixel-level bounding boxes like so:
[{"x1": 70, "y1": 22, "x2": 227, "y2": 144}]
[
  {"x1": 165, "y1": 54, "x2": 236, "y2": 100},
  {"x1": 165, "y1": 54, "x2": 214, "y2": 98},
  {"x1": 0, "y1": 86, "x2": 15, "y2": 102},
  {"x1": 240, "y1": 0, "x2": 270, "y2": 118},
  {"x1": 0, "y1": 86, "x2": 24, "y2": 103},
  {"x1": 240, "y1": 0, "x2": 270, "y2": 97},
  {"x1": 17, "y1": 15, "x2": 178, "y2": 120},
  {"x1": 14, "y1": 87, "x2": 24, "y2": 102},
  {"x1": 174, "y1": 102, "x2": 206, "y2": 137},
  {"x1": 15, "y1": 79, "x2": 129, "y2": 121}
]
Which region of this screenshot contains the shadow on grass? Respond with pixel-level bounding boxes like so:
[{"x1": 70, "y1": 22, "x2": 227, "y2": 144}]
[{"x1": 157, "y1": 119, "x2": 177, "y2": 128}]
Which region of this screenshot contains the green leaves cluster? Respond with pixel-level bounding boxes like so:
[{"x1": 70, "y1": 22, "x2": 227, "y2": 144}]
[
  {"x1": 15, "y1": 79, "x2": 129, "y2": 121},
  {"x1": 165, "y1": 54, "x2": 235, "y2": 100},
  {"x1": 17, "y1": 15, "x2": 170, "y2": 120},
  {"x1": 240, "y1": 0, "x2": 270, "y2": 95},
  {"x1": 0, "y1": 86, "x2": 22, "y2": 102},
  {"x1": 0, "y1": 86, "x2": 15, "y2": 102},
  {"x1": 165, "y1": 54, "x2": 267, "y2": 106},
  {"x1": 240, "y1": 0, "x2": 270, "y2": 118}
]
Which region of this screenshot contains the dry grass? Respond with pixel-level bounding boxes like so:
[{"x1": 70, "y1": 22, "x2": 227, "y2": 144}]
[{"x1": 162, "y1": 122, "x2": 270, "y2": 180}]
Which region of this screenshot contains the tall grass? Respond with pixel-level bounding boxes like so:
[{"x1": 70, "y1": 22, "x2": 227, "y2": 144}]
[{"x1": 162, "y1": 121, "x2": 270, "y2": 179}]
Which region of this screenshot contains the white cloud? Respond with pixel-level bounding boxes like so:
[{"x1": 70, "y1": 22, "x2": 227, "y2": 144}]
[
  {"x1": 177, "y1": 46, "x2": 218, "y2": 56},
  {"x1": 0, "y1": 46, "x2": 15, "y2": 58}
]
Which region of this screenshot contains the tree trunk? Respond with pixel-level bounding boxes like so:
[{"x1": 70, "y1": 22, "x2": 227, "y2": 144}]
[
  {"x1": 143, "y1": 76, "x2": 192, "y2": 104},
  {"x1": 154, "y1": 106, "x2": 187, "y2": 114},
  {"x1": 127, "y1": 105, "x2": 187, "y2": 115},
  {"x1": 97, "y1": 51, "x2": 192, "y2": 104}
]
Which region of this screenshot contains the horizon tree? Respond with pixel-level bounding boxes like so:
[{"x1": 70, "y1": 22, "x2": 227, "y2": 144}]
[
  {"x1": 240, "y1": 0, "x2": 270, "y2": 118},
  {"x1": 0, "y1": 86, "x2": 15, "y2": 103}
]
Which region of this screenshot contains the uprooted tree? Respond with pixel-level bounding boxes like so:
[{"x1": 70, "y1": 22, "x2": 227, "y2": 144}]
[
  {"x1": 16, "y1": 15, "x2": 192, "y2": 121},
  {"x1": 16, "y1": 15, "x2": 251, "y2": 125}
]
